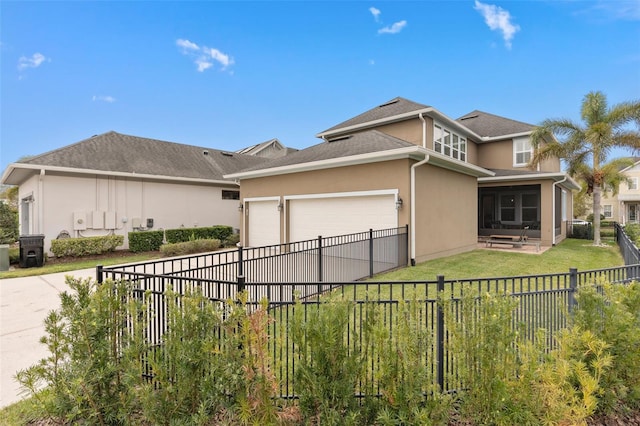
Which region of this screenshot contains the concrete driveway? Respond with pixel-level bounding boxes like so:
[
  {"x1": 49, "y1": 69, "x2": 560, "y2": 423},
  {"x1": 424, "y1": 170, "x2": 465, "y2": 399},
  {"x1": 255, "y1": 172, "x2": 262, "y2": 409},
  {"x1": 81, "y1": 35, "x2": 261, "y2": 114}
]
[{"x1": 0, "y1": 268, "x2": 96, "y2": 408}]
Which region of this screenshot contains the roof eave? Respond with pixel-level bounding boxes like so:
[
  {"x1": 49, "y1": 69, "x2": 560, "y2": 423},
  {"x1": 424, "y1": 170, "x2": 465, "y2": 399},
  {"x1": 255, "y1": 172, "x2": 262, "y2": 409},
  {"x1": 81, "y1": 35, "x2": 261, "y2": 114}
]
[
  {"x1": 479, "y1": 172, "x2": 581, "y2": 190},
  {"x1": 225, "y1": 146, "x2": 494, "y2": 180},
  {"x1": 316, "y1": 107, "x2": 485, "y2": 142},
  {"x1": 1, "y1": 163, "x2": 238, "y2": 186},
  {"x1": 478, "y1": 131, "x2": 533, "y2": 143}
]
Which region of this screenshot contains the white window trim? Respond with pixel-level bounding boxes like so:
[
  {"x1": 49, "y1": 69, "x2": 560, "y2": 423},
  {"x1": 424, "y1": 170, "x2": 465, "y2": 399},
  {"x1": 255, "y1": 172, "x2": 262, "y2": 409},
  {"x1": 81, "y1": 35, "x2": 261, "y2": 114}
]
[
  {"x1": 433, "y1": 122, "x2": 467, "y2": 162},
  {"x1": 603, "y1": 204, "x2": 612, "y2": 218},
  {"x1": 513, "y1": 137, "x2": 533, "y2": 168},
  {"x1": 629, "y1": 177, "x2": 638, "y2": 190}
]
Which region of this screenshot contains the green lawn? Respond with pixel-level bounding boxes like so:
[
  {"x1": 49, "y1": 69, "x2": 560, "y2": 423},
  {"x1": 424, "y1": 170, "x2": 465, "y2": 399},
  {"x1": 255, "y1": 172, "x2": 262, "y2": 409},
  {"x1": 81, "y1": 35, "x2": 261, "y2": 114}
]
[{"x1": 373, "y1": 238, "x2": 623, "y2": 282}]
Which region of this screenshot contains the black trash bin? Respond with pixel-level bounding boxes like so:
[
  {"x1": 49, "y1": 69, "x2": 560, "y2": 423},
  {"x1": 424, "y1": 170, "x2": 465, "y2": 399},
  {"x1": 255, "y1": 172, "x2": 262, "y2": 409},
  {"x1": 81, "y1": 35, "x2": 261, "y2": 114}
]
[{"x1": 19, "y1": 234, "x2": 45, "y2": 268}]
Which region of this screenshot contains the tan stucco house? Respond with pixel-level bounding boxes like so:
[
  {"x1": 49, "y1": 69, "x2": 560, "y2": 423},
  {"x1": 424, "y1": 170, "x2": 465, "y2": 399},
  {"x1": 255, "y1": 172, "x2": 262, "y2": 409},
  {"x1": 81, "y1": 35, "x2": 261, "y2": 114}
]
[
  {"x1": 225, "y1": 97, "x2": 579, "y2": 264},
  {"x1": 1, "y1": 131, "x2": 271, "y2": 253},
  {"x1": 599, "y1": 158, "x2": 640, "y2": 224}
]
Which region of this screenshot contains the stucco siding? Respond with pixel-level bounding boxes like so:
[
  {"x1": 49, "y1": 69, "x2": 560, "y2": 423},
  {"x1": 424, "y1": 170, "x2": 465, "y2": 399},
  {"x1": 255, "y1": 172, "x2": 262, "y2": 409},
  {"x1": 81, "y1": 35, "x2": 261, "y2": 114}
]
[
  {"x1": 477, "y1": 139, "x2": 560, "y2": 172},
  {"x1": 19, "y1": 171, "x2": 240, "y2": 254},
  {"x1": 412, "y1": 165, "x2": 478, "y2": 262}
]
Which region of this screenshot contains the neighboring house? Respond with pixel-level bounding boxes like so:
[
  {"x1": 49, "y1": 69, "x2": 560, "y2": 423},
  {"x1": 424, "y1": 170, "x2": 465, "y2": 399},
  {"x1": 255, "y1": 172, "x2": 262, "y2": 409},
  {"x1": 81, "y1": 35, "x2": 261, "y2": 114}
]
[
  {"x1": 236, "y1": 138, "x2": 298, "y2": 159},
  {"x1": 1, "y1": 131, "x2": 272, "y2": 254},
  {"x1": 225, "y1": 97, "x2": 579, "y2": 264},
  {"x1": 600, "y1": 157, "x2": 640, "y2": 224}
]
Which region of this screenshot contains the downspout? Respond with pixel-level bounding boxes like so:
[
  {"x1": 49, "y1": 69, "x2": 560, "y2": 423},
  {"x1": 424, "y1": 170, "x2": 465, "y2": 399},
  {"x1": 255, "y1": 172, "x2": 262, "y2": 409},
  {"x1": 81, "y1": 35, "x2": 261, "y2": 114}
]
[
  {"x1": 38, "y1": 169, "x2": 45, "y2": 235},
  {"x1": 410, "y1": 113, "x2": 429, "y2": 266},
  {"x1": 552, "y1": 177, "x2": 568, "y2": 245}
]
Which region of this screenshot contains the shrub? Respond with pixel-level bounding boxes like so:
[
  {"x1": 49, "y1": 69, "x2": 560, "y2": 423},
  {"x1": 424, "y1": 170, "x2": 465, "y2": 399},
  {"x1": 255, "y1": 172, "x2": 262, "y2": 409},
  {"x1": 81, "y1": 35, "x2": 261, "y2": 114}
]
[
  {"x1": 571, "y1": 224, "x2": 593, "y2": 240},
  {"x1": 223, "y1": 232, "x2": 240, "y2": 247},
  {"x1": 572, "y1": 282, "x2": 640, "y2": 411},
  {"x1": 50, "y1": 235, "x2": 124, "y2": 258},
  {"x1": 9, "y1": 246, "x2": 19, "y2": 264},
  {"x1": 624, "y1": 223, "x2": 640, "y2": 245},
  {"x1": 0, "y1": 202, "x2": 18, "y2": 244},
  {"x1": 128, "y1": 230, "x2": 163, "y2": 252},
  {"x1": 165, "y1": 226, "x2": 233, "y2": 244},
  {"x1": 292, "y1": 295, "x2": 363, "y2": 425},
  {"x1": 159, "y1": 238, "x2": 221, "y2": 257},
  {"x1": 587, "y1": 213, "x2": 605, "y2": 222}
]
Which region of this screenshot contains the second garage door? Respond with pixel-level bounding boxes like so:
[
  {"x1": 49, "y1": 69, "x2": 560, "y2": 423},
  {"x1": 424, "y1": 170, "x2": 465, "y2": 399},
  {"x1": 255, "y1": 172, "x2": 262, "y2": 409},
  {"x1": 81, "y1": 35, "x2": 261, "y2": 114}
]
[
  {"x1": 248, "y1": 199, "x2": 280, "y2": 247},
  {"x1": 288, "y1": 194, "x2": 397, "y2": 242}
]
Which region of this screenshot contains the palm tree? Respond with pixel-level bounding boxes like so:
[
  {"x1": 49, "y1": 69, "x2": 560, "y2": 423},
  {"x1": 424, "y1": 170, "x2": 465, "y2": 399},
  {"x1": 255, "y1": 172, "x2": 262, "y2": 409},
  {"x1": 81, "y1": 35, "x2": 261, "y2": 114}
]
[{"x1": 530, "y1": 91, "x2": 640, "y2": 245}]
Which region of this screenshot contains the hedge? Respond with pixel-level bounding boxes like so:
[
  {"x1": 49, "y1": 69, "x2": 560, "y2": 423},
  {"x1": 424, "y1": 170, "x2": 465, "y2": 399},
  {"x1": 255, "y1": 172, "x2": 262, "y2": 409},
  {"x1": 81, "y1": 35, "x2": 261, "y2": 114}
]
[
  {"x1": 50, "y1": 235, "x2": 124, "y2": 258},
  {"x1": 164, "y1": 226, "x2": 233, "y2": 244},
  {"x1": 128, "y1": 230, "x2": 164, "y2": 253}
]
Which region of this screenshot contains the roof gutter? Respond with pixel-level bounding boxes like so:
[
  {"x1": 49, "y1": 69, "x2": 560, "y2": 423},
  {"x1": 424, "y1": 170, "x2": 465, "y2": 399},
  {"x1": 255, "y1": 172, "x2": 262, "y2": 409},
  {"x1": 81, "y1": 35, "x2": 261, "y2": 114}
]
[
  {"x1": 479, "y1": 172, "x2": 581, "y2": 190},
  {"x1": 410, "y1": 154, "x2": 429, "y2": 266}
]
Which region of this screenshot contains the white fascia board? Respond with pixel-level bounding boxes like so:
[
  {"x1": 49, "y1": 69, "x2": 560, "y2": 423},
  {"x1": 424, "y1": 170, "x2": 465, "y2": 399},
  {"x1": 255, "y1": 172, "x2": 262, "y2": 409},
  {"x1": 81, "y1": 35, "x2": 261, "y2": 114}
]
[
  {"x1": 478, "y1": 131, "x2": 533, "y2": 143},
  {"x1": 479, "y1": 172, "x2": 581, "y2": 190},
  {"x1": 285, "y1": 189, "x2": 398, "y2": 201},
  {"x1": 224, "y1": 146, "x2": 424, "y2": 180},
  {"x1": 316, "y1": 107, "x2": 485, "y2": 142},
  {"x1": 2, "y1": 163, "x2": 237, "y2": 186},
  {"x1": 244, "y1": 196, "x2": 281, "y2": 202},
  {"x1": 618, "y1": 194, "x2": 640, "y2": 201}
]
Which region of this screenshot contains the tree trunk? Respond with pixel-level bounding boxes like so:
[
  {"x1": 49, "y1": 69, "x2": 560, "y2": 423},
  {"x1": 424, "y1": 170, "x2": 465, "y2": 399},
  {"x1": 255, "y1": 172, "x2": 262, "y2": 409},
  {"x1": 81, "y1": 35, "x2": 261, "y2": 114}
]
[{"x1": 593, "y1": 184, "x2": 602, "y2": 245}]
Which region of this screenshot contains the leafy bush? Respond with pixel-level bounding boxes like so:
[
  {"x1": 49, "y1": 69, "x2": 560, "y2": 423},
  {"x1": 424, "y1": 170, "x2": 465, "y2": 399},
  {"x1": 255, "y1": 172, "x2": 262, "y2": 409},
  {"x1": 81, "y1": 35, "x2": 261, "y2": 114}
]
[
  {"x1": 128, "y1": 230, "x2": 163, "y2": 252},
  {"x1": 572, "y1": 282, "x2": 640, "y2": 411},
  {"x1": 624, "y1": 223, "x2": 640, "y2": 245},
  {"x1": 9, "y1": 246, "x2": 19, "y2": 264},
  {"x1": 0, "y1": 202, "x2": 18, "y2": 244},
  {"x1": 587, "y1": 213, "x2": 605, "y2": 222},
  {"x1": 292, "y1": 295, "x2": 363, "y2": 424},
  {"x1": 223, "y1": 232, "x2": 240, "y2": 247},
  {"x1": 570, "y1": 224, "x2": 593, "y2": 240},
  {"x1": 165, "y1": 226, "x2": 233, "y2": 244},
  {"x1": 159, "y1": 238, "x2": 221, "y2": 257},
  {"x1": 50, "y1": 235, "x2": 124, "y2": 257}
]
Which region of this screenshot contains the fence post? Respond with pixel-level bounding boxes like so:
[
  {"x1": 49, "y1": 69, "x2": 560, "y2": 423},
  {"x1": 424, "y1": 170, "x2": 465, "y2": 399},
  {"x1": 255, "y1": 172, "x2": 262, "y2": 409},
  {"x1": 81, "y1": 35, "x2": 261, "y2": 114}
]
[
  {"x1": 436, "y1": 274, "x2": 445, "y2": 392},
  {"x1": 568, "y1": 267, "x2": 577, "y2": 313},
  {"x1": 369, "y1": 229, "x2": 374, "y2": 278},
  {"x1": 237, "y1": 244, "x2": 244, "y2": 278},
  {"x1": 318, "y1": 235, "x2": 323, "y2": 283},
  {"x1": 96, "y1": 265, "x2": 103, "y2": 284}
]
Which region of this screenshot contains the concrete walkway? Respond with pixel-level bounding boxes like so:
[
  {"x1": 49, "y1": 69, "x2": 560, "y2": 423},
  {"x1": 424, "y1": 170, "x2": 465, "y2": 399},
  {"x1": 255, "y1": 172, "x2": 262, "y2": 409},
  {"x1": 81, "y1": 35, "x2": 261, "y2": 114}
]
[{"x1": 0, "y1": 268, "x2": 96, "y2": 408}]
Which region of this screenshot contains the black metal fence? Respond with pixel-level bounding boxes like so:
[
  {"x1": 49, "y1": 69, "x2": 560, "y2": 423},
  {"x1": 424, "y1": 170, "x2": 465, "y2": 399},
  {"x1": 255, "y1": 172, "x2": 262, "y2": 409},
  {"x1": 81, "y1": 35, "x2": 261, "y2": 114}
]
[
  {"x1": 615, "y1": 222, "x2": 640, "y2": 265},
  {"x1": 95, "y1": 225, "x2": 640, "y2": 399}
]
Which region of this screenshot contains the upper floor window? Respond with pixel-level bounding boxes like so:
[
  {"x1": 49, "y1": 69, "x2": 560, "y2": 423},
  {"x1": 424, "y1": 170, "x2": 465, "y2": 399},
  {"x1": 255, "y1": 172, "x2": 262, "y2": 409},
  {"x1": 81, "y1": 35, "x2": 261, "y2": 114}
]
[
  {"x1": 603, "y1": 205, "x2": 612, "y2": 218},
  {"x1": 629, "y1": 177, "x2": 638, "y2": 190},
  {"x1": 513, "y1": 137, "x2": 532, "y2": 167},
  {"x1": 434, "y1": 123, "x2": 466, "y2": 162}
]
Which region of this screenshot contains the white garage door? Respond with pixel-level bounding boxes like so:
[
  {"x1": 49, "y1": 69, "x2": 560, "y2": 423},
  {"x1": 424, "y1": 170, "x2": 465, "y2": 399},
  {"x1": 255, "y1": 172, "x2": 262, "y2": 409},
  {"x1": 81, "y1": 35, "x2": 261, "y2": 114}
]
[
  {"x1": 248, "y1": 200, "x2": 280, "y2": 247},
  {"x1": 289, "y1": 194, "x2": 397, "y2": 242}
]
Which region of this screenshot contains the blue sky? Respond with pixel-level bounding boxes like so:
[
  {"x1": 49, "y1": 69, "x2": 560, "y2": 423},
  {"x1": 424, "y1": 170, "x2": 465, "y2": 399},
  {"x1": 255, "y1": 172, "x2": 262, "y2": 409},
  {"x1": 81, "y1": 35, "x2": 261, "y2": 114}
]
[{"x1": 1, "y1": 1, "x2": 639, "y2": 174}]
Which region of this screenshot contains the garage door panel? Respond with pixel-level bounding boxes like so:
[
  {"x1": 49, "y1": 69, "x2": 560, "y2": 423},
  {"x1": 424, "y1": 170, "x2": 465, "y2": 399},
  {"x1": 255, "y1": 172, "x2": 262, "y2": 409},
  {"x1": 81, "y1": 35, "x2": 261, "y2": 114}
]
[
  {"x1": 248, "y1": 201, "x2": 280, "y2": 247},
  {"x1": 289, "y1": 195, "x2": 397, "y2": 242}
]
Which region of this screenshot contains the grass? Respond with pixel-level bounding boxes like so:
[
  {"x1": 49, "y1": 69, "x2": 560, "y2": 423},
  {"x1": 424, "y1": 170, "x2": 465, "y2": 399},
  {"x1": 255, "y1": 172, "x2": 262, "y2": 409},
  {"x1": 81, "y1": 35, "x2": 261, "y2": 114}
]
[
  {"x1": 373, "y1": 238, "x2": 623, "y2": 282},
  {"x1": 0, "y1": 251, "x2": 163, "y2": 279}
]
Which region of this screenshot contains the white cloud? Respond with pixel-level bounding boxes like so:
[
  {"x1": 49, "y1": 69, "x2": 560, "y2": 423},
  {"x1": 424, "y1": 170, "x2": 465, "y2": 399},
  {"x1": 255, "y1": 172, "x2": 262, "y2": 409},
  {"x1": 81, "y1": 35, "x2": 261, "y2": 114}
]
[
  {"x1": 369, "y1": 7, "x2": 381, "y2": 22},
  {"x1": 176, "y1": 38, "x2": 234, "y2": 72},
  {"x1": 92, "y1": 95, "x2": 116, "y2": 103},
  {"x1": 17, "y1": 52, "x2": 48, "y2": 70},
  {"x1": 474, "y1": 0, "x2": 520, "y2": 49},
  {"x1": 378, "y1": 20, "x2": 407, "y2": 34},
  {"x1": 176, "y1": 38, "x2": 199, "y2": 52}
]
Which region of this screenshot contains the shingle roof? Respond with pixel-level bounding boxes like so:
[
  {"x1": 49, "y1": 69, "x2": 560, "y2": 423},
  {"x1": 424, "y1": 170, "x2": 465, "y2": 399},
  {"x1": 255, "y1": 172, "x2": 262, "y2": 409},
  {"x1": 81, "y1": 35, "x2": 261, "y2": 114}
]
[
  {"x1": 18, "y1": 131, "x2": 267, "y2": 180},
  {"x1": 236, "y1": 130, "x2": 416, "y2": 173},
  {"x1": 318, "y1": 97, "x2": 429, "y2": 136},
  {"x1": 457, "y1": 110, "x2": 534, "y2": 138}
]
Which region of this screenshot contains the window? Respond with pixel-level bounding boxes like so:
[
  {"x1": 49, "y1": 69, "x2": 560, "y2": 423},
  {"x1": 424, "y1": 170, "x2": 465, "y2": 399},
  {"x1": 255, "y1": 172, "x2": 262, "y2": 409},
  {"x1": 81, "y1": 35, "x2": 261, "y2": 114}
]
[
  {"x1": 500, "y1": 194, "x2": 516, "y2": 222},
  {"x1": 514, "y1": 137, "x2": 533, "y2": 167},
  {"x1": 433, "y1": 122, "x2": 467, "y2": 162},
  {"x1": 603, "y1": 205, "x2": 612, "y2": 218},
  {"x1": 629, "y1": 178, "x2": 638, "y2": 190},
  {"x1": 498, "y1": 192, "x2": 539, "y2": 224},
  {"x1": 222, "y1": 190, "x2": 240, "y2": 200}
]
